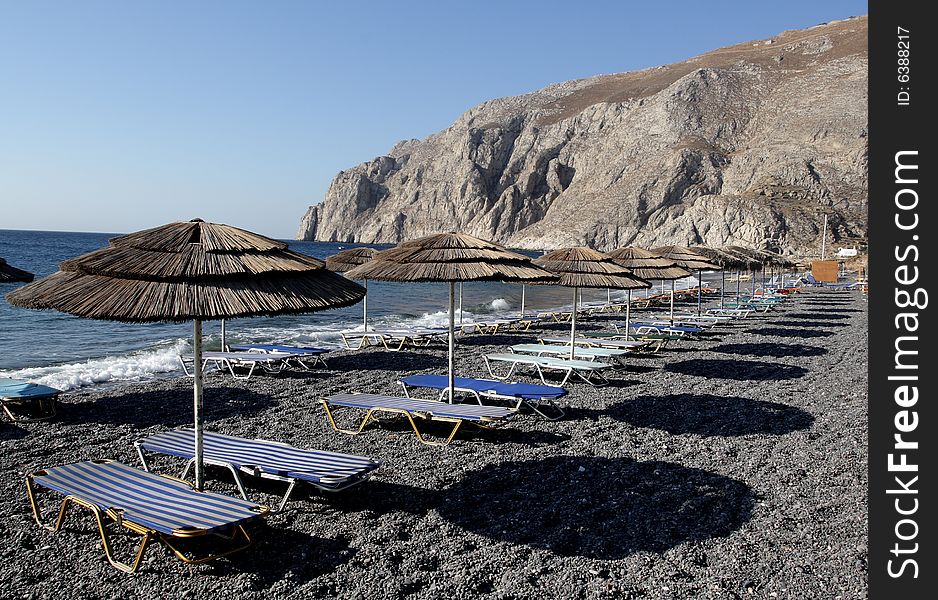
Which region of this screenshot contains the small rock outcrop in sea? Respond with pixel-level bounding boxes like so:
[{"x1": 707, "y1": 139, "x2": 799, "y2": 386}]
[
  {"x1": 0, "y1": 257, "x2": 34, "y2": 283},
  {"x1": 297, "y1": 17, "x2": 868, "y2": 255}
]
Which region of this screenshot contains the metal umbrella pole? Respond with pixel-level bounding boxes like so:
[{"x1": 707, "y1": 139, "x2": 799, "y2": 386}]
[
  {"x1": 569, "y1": 286, "x2": 579, "y2": 360},
  {"x1": 670, "y1": 279, "x2": 676, "y2": 325},
  {"x1": 363, "y1": 279, "x2": 369, "y2": 330},
  {"x1": 697, "y1": 269, "x2": 702, "y2": 317},
  {"x1": 520, "y1": 284, "x2": 526, "y2": 318},
  {"x1": 448, "y1": 282, "x2": 456, "y2": 402},
  {"x1": 192, "y1": 319, "x2": 205, "y2": 491},
  {"x1": 720, "y1": 270, "x2": 725, "y2": 309},
  {"x1": 458, "y1": 282, "x2": 464, "y2": 324}
]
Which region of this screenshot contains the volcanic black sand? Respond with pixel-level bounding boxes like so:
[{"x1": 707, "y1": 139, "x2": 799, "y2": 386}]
[{"x1": 0, "y1": 289, "x2": 868, "y2": 599}]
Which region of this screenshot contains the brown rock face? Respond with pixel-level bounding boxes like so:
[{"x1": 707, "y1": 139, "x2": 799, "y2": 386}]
[{"x1": 297, "y1": 17, "x2": 867, "y2": 254}]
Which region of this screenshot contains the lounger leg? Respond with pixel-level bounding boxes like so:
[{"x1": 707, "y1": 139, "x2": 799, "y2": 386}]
[
  {"x1": 321, "y1": 401, "x2": 377, "y2": 435},
  {"x1": 404, "y1": 414, "x2": 462, "y2": 446},
  {"x1": 91, "y1": 508, "x2": 152, "y2": 573},
  {"x1": 159, "y1": 524, "x2": 254, "y2": 566},
  {"x1": 525, "y1": 398, "x2": 566, "y2": 421},
  {"x1": 274, "y1": 481, "x2": 298, "y2": 513}
]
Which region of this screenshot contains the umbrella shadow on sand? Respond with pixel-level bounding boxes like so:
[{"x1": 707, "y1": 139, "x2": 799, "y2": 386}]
[
  {"x1": 326, "y1": 351, "x2": 446, "y2": 372},
  {"x1": 0, "y1": 422, "x2": 29, "y2": 441},
  {"x1": 712, "y1": 343, "x2": 828, "y2": 358},
  {"x1": 665, "y1": 359, "x2": 808, "y2": 381},
  {"x1": 788, "y1": 312, "x2": 849, "y2": 320},
  {"x1": 601, "y1": 394, "x2": 814, "y2": 436},
  {"x1": 58, "y1": 387, "x2": 276, "y2": 427},
  {"x1": 214, "y1": 524, "x2": 356, "y2": 586},
  {"x1": 744, "y1": 327, "x2": 835, "y2": 339},
  {"x1": 438, "y1": 455, "x2": 754, "y2": 559}
]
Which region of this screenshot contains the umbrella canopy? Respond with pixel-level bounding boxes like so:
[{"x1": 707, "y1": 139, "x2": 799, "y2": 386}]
[
  {"x1": 607, "y1": 247, "x2": 690, "y2": 280},
  {"x1": 843, "y1": 254, "x2": 868, "y2": 272},
  {"x1": 345, "y1": 232, "x2": 556, "y2": 401},
  {"x1": 0, "y1": 257, "x2": 34, "y2": 283},
  {"x1": 7, "y1": 219, "x2": 366, "y2": 489},
  {"x1": 325, "y1": 247, "x2": 379, "y2": 273},
  {"x1": 649, "y1": 245, "x2": 719, "y2": 271},
  {"x1": 326, "y1": 247, "x2": 380, "y2": 331},
  {"x1": 533, "y1": 247, "x2": 650, "y2": 359},
  {"x1": 689, "y1": 246, "x2": 753, "y2": 271},
  {"x1": 651, "y1": 245, "x2": 719, "y2": 317}
]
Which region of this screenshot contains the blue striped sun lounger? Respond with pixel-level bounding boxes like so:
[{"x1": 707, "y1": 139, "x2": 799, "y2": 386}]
[
  {"x1": 1, "y1": 378, "x2": 61, "y2": 421},
  {"x1": 399, "y1": 374, "x2": 567, "y2": 420},
  {"x1": 26, "y1": 460, "x2": 268, "y2": 573},
  {"x1": 230, "y1": 344, "x2": 330, "y2": 368},
  {"x1": 136, "y1": 429, "x2": 382, "y2": 512},
  {"x1": 322, "y1": 393, "x2": 516, "y2": 446},
  {"x1": 483, "y1": 353, "x2": 613, "y2": 386}
]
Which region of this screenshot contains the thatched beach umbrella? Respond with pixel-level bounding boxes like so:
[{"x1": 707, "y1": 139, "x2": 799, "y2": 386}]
[
  {"x1": 533, "y1": 248, "x2": 650, "y2": 359},
  {"x1": 650, "y1": 246, "x2": 719, "y2": 319},
  {"x1": 690, "y1": 246, "x2": 753, "y2": 309},
  {"x1": 607, "y1": 246, "x2": 689, "y2": 333},
  {"x1": 326, "y1": 247, "x2": 379, "y2": 331},
  {"x1": 7, "y1": 219, "x2": 365, "y2": 489},
  {"x1": 722, "y1": 246, "x2": 765, "y2": 300},
  {"x1": 345, "y1": 232, "x2": 556, "y2": 401},
  {"x1": 0, "y1": 257, "x2": 34, "y2": 283}
]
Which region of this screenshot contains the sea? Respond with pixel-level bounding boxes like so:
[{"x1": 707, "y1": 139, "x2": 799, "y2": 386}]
[{"x1": 0, "y1": 229, "x2": 704, "y2": 392}]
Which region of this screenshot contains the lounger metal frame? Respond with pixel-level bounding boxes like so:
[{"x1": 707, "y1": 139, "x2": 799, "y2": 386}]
[
  {"x1": 135, "y1": 431, "x2": 381, "y2": 513},
  {"x1": 483, "y1": 353, "x2": 611, "y2": 387},
  {"x1": 398, "y1": 379, "x2": 565, "y2": 421},
  {"x1": 25, "y1": 460, "x2": 265, "y2": 573},
  {"x1": 321, "y1": 394, "x2": 514, "y2": 446}
]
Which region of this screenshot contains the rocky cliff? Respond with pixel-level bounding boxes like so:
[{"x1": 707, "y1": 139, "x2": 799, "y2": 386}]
[{"x1": 297, "y1": 17, "x2": 868, "y2": 254}]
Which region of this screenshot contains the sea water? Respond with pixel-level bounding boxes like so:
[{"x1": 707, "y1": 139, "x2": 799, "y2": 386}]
[{"x1": 1, "y1": 229, "x2": 709, "y2": 392}]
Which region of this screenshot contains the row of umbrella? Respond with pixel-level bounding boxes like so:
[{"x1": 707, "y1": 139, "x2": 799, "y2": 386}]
[{"x1": 5, "y1": 218, "x2": 791, "y2": 490}]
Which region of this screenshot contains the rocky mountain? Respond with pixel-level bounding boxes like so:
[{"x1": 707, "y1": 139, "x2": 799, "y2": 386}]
[{"x1": 297, "y1": 17, "x2": 868, "y2": 254}]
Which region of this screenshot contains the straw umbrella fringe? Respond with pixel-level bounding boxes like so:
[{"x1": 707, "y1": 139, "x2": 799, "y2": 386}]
[
  {"x1": 7, "y1": 219, "x2": 366, "y2": 490},
  {"x1": 326, "y1": 247, "x2": 380, "y2": 331},
  {"x1": 346, "y1": 233, "x2": 556, "y2": 402},
  {"x1": 649, "y1": 246, "x2": 718, "y2": 320},
  {"x1": 607, "y1": 247, "x2": 689, "y2": 334},
  {"x1": 533, "y1": 248, "x2": 650, "y2": 359}
]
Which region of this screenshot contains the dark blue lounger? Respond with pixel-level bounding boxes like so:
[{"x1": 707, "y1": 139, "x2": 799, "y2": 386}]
[
  {"x1": 1, "y1": 377, "x2": 60, "y2": 421},
  {"x1": 400, "y1": 374, "x2": 566, "y2": 420}
]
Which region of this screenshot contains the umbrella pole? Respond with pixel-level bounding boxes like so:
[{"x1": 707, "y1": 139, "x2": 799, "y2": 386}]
[
  {"x1": 520, "y1": 284, "x2": 526, "y2": 318},
  {"x1": 670, "y1": 279, "x2": 675, "y2": 326},
  {"x1": 363, "y1": 279, "x2": 369, "y2": 331},
  {"x1": 720, "y1": 270, "x2": 725, "y2": 309},
  {"x1": 736, "y1": 270, "x2": 741, "y2": 302},
  {"x1": 697, "y1": 269, "x2": 702, "y2": 317},
  {"x1": 220, "y1": 318, "x2": 226, "y2": 351},
  {"x1": 458, "y1": 282, "x2": 463, "y2": 324},
  {"x1": 448, "y1": 282, "x2": 455, "y2": 403},
  {"x1": 570, "y1": 286, "x2": 578, "y2": 360},
  {"x1": 607, "y1": 288, "x2": 611, "y2": 305},
  {"x1": 193, "y1": 319, "x2": 205, "y2": 491},
  {"x1": 625, "y1": 289, "x2": 632, "y2": 336}
]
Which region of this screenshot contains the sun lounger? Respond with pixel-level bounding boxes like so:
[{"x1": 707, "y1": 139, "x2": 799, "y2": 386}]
[
  {"x1": 399, "y1": 374, "x2": 566, "y2": 420},
  {"x1": 229, "y1": 343, "x2": 330, "y2": 368},
  {"x1": 625, "y1": 322, "x2": 703, "y2": 337},
  {"x1": 509, "y1": 343, "x2": 630, "y2": 366},
  {"x1": 339, "y1": 328, "x2": 450, "y2": 351},
  {"x1": 538, "y1": 336, "x2": 657, "y2": 354},
  {"x1": 1, "y1": 378, "x2": 60, "y2": 421},
  {"x1": 483, "y1": 353, "x2": 612, "y2": 386},
  {"x1": 135, "y1": 429, "x2": 382, "y2": 512},
  {"x1": 178, "y1": 351, "x2": 306, "y2": 380},
  {"x1": 321, "y1": 393, "x2": 515, "y2": 446},
  {"x1": 25, "y1": 459, "x2": 267, "y2": 573}
]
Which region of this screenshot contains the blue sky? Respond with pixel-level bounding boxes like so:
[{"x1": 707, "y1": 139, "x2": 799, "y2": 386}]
[{"x1": 1, "y1": 1, "x2": 867, "y2": 239}]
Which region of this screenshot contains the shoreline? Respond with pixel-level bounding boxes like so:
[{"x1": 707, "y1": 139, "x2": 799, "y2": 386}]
[{"x1": 0, "y1": 289, "x2": 868, "y2": 598}]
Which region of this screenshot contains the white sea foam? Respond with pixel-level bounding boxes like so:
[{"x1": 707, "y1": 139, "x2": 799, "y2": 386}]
[
  {"x1": 0, "y1": 339, "x2": 191, "y2": 392},
  {"x1": 489, "y1": 298, "x2": 511, "y2": 311}
]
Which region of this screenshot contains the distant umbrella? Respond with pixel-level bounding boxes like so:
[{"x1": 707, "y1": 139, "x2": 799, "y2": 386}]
[
  {"x1": 690, "y1": 246, "x2": 752, "y2": 309},
  {"x1": 7, "y1": 219, "x2": 365, "y2": 490},
  {"x1": 345, "y1": 232, "x2": 556, "y2": 401},
  {"x1": 533, "y1": 247, "x2": 650, "y2": 359},
  {"x1": 0, "y1": 257, "x2": 34, "y2": 283},
  {"x1": 607, "y1": 246, "x2": 689, "y2": 333},
  {"x1": 650, "y1": 246, "x2": 719, "y2": 318},
  {"x1": 326, "y1": 247, "x2": 380, "y2": 331}
]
